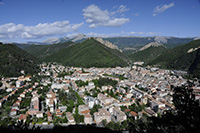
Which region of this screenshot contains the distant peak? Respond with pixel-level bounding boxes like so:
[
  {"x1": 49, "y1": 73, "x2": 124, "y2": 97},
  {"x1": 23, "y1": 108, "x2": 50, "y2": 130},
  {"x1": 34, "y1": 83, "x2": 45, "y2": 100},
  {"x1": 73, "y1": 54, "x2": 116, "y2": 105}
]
[
  {"x1": 69, "y1": 33, "x2": 88, "y2": 42},
  {"x1": 139, "y1": 42, "x2": 165, "y2": 51},
  {"x1": 154, "y1": 36, "x2": 168, "y2": 43}
]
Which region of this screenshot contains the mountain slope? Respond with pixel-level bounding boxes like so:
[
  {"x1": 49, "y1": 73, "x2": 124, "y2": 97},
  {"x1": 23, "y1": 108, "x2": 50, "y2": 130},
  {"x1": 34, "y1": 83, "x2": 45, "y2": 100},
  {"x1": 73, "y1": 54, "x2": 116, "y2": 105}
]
[
  {"x1": 0, "y1": 42, "x2": 40, "y2": 77},
  {"x1": 129, "y1": 43, "x2": 167, "y2": 63},
  {"x1": 150, "y1": 40, "x2": 200, "y2": 72},
  {"x1": 23, "y1": 41, "x2": 74, "y2": 60},
  {"x1": 44, "y1": 38, "x2": 129, "y2": 67}
]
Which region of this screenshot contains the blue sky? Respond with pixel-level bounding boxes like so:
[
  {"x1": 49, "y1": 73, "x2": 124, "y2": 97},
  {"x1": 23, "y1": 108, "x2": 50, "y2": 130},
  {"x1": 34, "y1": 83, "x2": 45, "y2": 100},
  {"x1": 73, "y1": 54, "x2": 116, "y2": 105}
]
[{"x1": 0, "y1": 0, "x2": 200, "y2": 43}]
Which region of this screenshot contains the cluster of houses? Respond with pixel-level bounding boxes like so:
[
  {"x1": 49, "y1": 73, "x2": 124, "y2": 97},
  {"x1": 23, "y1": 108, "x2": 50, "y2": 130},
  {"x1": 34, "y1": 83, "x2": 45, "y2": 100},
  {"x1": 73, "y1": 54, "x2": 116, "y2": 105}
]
[
  {"x1": 10, "y1": 87, "x2": 33, "y2": 116},
  {"x1": 0, "y1": 62, "x2": 200, "y2": 126}
]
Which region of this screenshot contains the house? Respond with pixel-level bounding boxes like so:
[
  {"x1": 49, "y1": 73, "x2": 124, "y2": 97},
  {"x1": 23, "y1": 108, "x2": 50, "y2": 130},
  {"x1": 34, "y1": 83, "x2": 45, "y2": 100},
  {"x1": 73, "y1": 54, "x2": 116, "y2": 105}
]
[
  {"x1": 59, "y1": 106, "x2": 67, "y2": 112},
  {"x1": 6, "y1": 87, "x2": 14, "y2": 92},
  {"x1": 66, "y1": 112, "x2": 75, "y2": 124},
  {"x1": 10, "y1": 109, "x2": 17, "y2": 116},
  {"x1": 18, "y1": 114, "x2": 27, "y2": 123},
  {"x1": 36, "y1": 111, "x2": 43, "y2": 118},
  {"x1": 94, "y1": 108, "x2": 111, "y2": 124},
  {"x1": 145, "y1": 108, "x2": 157, "y2": 117},
  {"x1": 56, "y1": 112, "x2": 63, "y2": 117},
  {"x1": 88, "y1": 82, "x2": 94, "y2": 87},
  {"x1": 47, "y1": 111, "x2": 52, "y2": 122},
  {"x1": 78, "y1": 105, "x2": 89, "y2": 115},
  {"x1": 129, "y1": 111, "x2": 138, "y2": 120},
  {"x1": 84, "y1": 96, "x2": 95, "y2": 109},
  {"x1": 97, "y1": 93, "x2": 114, "y2": 107},
  {"x1": 150, "y1": 99, "x2": 165, "y2": 112},
  {"x1": 81, "y1": 110, "x2": 90, "y2": 115},
  {"x1": 56, "y1": 109, "x2": 61, "y2": 114},
  {"x1": 51, "y1": 83, "x2": 65, "y2": 89},
  {"x1": 46, "y1": 90, "x2": 57, "y2": 113},
  {"x1": 84, "y1": 114, "x2": 93, "y2": 124},
  {"x1": 20, "y1": 92, "x2": 25, "y2": 98},
  {"x1": 16, "y1": 80, "x2": 23, "y2": 88},
  {"x1": 141, "y1": 96, "x2": 148, "y2": 105},
  {"x1": 27, "y1": 91, "x2": 39, "y2": 115},
  {"x1": 125, "y1": 92, "x2": 133, "y2": 99},
  {"x1": 12, "y1": 104, "x2": 19, "y2": 110},
  {"x1": 101, "y1": 86, "x2": 108, "y2": 91}
]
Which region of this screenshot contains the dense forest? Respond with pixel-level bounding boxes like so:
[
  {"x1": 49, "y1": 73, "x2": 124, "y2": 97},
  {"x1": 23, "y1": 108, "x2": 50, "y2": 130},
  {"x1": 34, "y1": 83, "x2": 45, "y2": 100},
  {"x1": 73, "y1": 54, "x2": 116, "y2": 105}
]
[{"x1": 0, "y1": 42, "x2": 40, "y2": 77}]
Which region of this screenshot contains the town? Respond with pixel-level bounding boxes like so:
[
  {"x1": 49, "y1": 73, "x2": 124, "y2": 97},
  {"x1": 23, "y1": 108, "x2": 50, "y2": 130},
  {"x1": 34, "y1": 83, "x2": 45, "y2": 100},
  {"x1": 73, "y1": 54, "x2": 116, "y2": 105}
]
[{"x1": 0, "y1": 62, "x2": 200, "y2": 129}]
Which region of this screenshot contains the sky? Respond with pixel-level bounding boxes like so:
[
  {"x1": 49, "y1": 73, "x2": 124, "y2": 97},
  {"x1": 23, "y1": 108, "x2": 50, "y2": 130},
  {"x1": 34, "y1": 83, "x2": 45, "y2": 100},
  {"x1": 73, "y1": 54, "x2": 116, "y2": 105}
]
[{"x1": 0, "y1": 0, "x2": 200, "y2": 43}]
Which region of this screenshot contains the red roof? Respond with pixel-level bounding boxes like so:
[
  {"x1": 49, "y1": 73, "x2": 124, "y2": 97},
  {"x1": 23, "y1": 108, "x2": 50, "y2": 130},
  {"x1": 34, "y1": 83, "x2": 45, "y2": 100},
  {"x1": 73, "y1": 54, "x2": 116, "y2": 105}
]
[
  {"x1": 11, "y1": 109, "x2": 17, "y2": 112},
  {"x1": 124, "y1": 109, "x2": 131, "y2": 112},
  {"x1": 130, "y1": 111, "x2": 138, "y2": 117},
  {"x1": 81, "y1": 110, "x2": 90, "y2": 114},
  {"x1": 47, "y1": 111, "x2": 52, "y2": 117},
  {"x1": 19, "y1": 114, "x2": 27, "y2": 120}
]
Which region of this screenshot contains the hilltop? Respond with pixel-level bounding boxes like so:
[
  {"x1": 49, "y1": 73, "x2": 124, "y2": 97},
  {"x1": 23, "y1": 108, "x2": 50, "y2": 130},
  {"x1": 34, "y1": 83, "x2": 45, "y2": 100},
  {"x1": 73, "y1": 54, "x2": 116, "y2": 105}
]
[
  {"x1": 129, "y1": 42, "x2": 167, "y2": 63},
  {"x1": 44, "y1": 38, "x2": 130, "y2": 68},
  {"x1": 0, "y1": 42, "x2": 40, "y2": 77}
]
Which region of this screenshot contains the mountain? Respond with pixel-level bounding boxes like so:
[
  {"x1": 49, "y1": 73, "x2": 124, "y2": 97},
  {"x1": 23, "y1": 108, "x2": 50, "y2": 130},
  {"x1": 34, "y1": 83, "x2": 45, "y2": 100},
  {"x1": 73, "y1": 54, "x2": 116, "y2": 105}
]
[
  {"x1": 129, "y1": 42, "x2": 167, "y2": 63},
  {"x1": 44, "y1": 38, "x2": 130, "y2": 68},
  {"x1": 139, "y1": 42, "x2": 166, "y2": 51},
  {"x1": 23, "y1": 41, "x2": 74, "y2": 60},
  {"x1": 42, "y1": 33, "x2": 88, "y2": 44},
  {"x1": 150, "y1": 40, "x2": 200, "y2": 74},
  {"x1": 0, "y1": 42, "x2": 40, "y2": 77},
  {"x1": 103, "y1": 36, "x2": 195, "y2": 49}
]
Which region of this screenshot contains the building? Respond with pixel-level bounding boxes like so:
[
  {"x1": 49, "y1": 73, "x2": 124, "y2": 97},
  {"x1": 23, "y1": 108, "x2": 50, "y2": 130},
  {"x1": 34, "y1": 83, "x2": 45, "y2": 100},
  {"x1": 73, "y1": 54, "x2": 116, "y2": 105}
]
[
  {"x1": 94, "y1": 108, "x2": 111, "y2": 124},
  {"x1": 78, "y1": 105, "x2": 89, "y2": 115},
  {"x1": 36, "y1": 111, "x2": 44, "y2": 118},
  {"x1": 129, "y1": 111, "x2": 138, "y2": 120},
  {"x1": 112, "y1": 107, "x2": 127, "y2": 122},
  {"x1": 66, "y1": 112, "x2": 75, "y2": 124},
  {"x1": 18, "y1": 114, "x2": 27, "y2": 123},
  {"x1": 47, "y1": 111, "x2": 52, "y2": 122},
  {"x1": 84, "y1": 114, "x2": 93, "y2": 124},
  {"x1": 10, "y1": 109, "x2": 17, "y2": 116}
]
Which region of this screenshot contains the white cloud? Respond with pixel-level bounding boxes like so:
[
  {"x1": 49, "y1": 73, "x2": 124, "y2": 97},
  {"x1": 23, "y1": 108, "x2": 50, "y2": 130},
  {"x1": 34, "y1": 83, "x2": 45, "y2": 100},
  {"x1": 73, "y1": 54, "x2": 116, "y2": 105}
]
[
  {"x1": 0, "y1": 21, "x2": 84, "y2": 39},
  {"x1": 153, "y1": 2, "x2": 174, "y2": 16},
  {"x1": 83, "y1": 4, "x2": 130, "y2": 28},
  {"x1": 111, "y1": 5, "x2": 129, "y2": 15},
  {"x1": 0, "y1": 1, "x2": 4, "y2": 5}
]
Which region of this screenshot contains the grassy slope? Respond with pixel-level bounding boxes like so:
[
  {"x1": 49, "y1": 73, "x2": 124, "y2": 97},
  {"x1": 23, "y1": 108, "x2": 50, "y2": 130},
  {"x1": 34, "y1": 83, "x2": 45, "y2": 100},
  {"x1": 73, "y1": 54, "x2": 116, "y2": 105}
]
[{"x1": 44, "y1": 38, "x2": 129, "y2": 67}]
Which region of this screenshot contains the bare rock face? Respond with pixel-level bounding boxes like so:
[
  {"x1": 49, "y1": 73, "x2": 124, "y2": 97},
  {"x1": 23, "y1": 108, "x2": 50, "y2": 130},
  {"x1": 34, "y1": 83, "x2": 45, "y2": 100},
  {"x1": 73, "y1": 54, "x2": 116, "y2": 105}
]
[
  {"x1": 94, "y1": 37, "x2": 122, "y2": 52},
  {"x1": 187, "y1": 46, "x2": 200, "y2": 53},
  {"x1": 139, "y1": 42, "x2": 165, "y2": 51}
]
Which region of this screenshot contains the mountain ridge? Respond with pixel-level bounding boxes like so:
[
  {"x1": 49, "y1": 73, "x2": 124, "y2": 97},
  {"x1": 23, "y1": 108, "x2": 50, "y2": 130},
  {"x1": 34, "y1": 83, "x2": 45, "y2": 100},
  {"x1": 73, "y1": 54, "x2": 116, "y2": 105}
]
[{"x1": 43, "y1": 38, "x2": 130, "y2": 68}]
